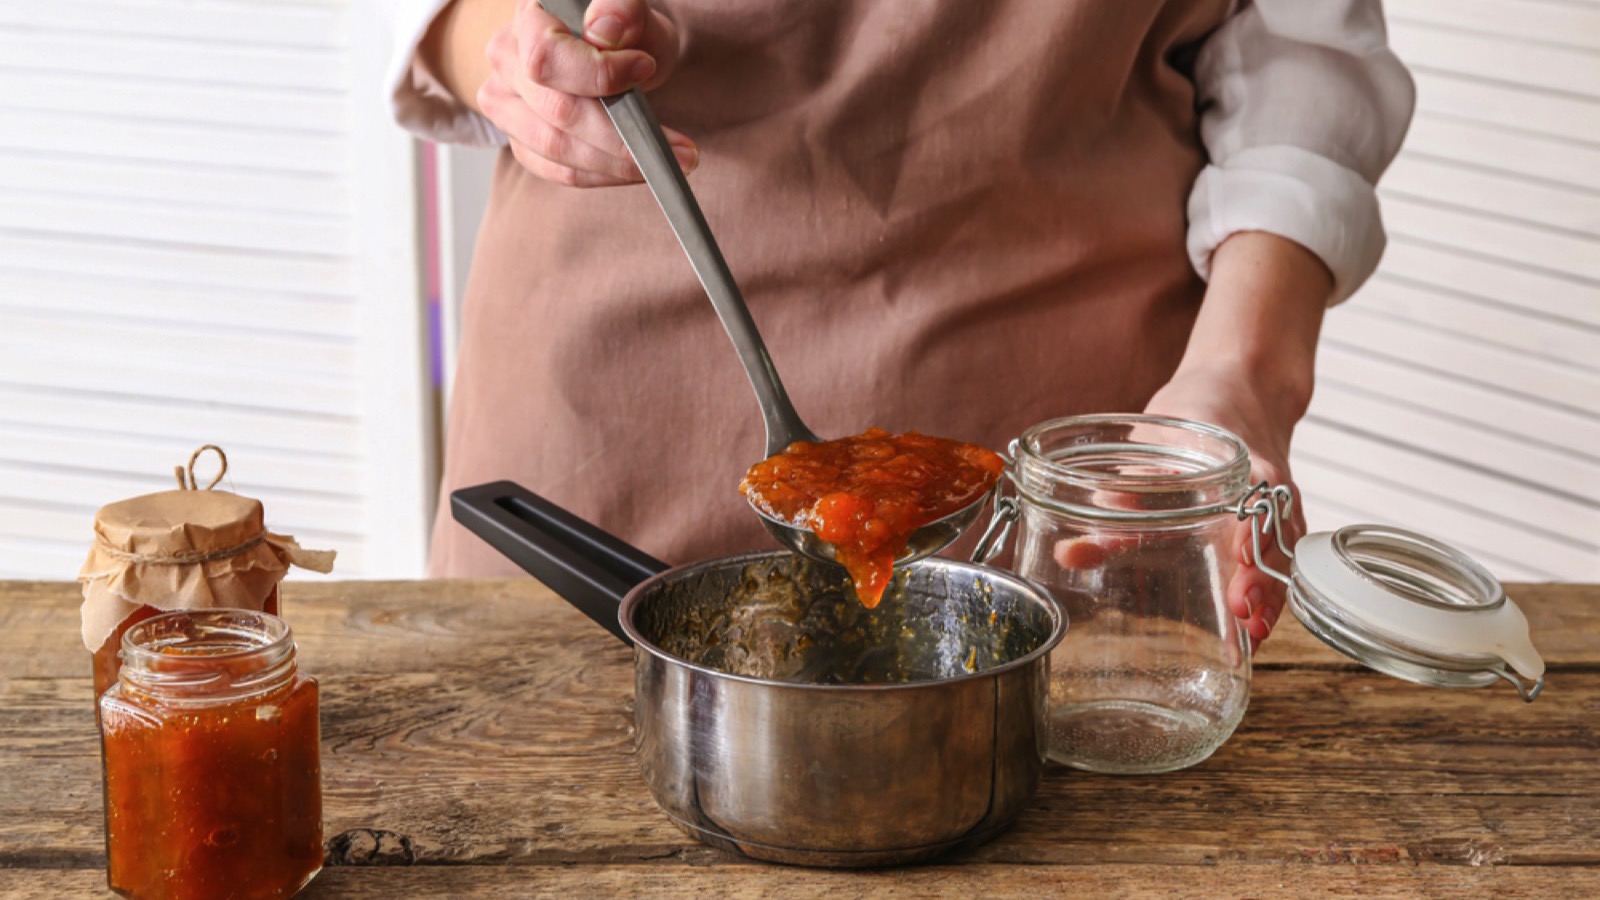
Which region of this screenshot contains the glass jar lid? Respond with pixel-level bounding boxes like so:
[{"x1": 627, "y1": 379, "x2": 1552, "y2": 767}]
[{"x1": 1287, "y1": 524, "x2": 1544, "y2": 701}]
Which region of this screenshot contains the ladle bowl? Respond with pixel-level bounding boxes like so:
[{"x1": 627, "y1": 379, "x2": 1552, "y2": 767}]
[{"x1": 752, "y1": 488, "x2": 998, "y2": 569}]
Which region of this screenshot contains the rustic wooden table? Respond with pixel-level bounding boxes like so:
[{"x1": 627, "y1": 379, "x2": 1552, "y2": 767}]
[{"x1": 2, "y1": 580, "x2": 1597, "y2": 898}]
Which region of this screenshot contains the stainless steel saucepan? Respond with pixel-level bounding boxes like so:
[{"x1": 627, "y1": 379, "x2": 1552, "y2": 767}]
[{"x1": 452, "y1": 481, "x2": 1067, "y2": 867}]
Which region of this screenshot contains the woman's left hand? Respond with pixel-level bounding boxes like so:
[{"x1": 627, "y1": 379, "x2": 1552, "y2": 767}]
[
  {"x1": 1143, "y1": 362, "x2": 1305, "y2": 650},
  {"x1": 1138, "y1": 230, "x2": 1334, "y2": 649}
]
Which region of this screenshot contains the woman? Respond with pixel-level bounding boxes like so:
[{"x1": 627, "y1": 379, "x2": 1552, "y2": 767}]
[{"x1": 387, "y1": 0, "x2": 1414, "y2": 646}]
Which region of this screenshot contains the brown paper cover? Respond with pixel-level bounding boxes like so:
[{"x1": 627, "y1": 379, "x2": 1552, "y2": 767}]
[{"x1": 78, "y1": 490, "x2": 335, "y2": 652}]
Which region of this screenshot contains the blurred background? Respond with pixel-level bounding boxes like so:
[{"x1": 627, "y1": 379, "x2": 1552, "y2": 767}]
[{"x1": 0, "y1": 0, "x2": 1595, "y2": 581}]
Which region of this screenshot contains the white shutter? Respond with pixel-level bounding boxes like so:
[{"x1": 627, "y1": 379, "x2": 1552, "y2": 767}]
[
  {"x1": 1293, "y1": 0, "x2": 1600, "y2": 581},
  {"x1": 0, "y1": 0, "x2": 436, "y2": 578}
]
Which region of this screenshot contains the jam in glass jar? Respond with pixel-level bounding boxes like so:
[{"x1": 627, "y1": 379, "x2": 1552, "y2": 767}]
[{"x1": 99, "y1": 609, "x2": 322, "y2": 899}]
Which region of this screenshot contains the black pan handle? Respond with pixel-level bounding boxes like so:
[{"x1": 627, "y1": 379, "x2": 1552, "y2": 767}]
[{"x1": 451, "y1": 481, "x2": 668, "y2": 646}]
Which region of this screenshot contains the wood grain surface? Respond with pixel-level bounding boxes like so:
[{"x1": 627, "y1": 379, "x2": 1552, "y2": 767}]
[{"x1": 2, "y1": 579, "x2": 1597, "y2": 898}]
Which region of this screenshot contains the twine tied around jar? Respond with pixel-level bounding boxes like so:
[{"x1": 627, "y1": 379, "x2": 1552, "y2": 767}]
[
  {"x1": 94, "y1": 533, "x2": 266, "y2": 566},
  {"x1": 174, "y1": 443, "x2": 229, "y2": 492}
]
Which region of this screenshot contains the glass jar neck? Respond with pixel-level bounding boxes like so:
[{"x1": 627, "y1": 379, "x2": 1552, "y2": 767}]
[
  {"x1": 1013, "y1": 414, "x2": 1252, "y2": 525},
  {"x1": 118, "y1": 609, "x2": 297, "y2": 705}
]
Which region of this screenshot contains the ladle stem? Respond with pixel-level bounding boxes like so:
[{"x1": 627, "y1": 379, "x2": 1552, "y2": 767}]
[{"x1": 542, "y1": 0, "x2": 818, "y2": 456}]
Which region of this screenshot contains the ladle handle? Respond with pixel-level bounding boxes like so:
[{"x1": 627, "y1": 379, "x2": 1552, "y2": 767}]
[
  {"x1": 451, "y1": 481, "x2": 669, "y2": 646},
  {"x1": 539, "y1": 0, "x2": 817, "y2": 456}
]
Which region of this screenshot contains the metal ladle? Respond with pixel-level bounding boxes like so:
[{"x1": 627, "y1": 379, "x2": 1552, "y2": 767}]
[{"x1": 543, "y1": 0, "x2": 992, "y2": 566}]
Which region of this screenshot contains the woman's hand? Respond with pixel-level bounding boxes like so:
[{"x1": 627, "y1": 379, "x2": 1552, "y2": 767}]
[
  {"x1": 424, "y1": 0, "x2": 695, "y2": 186},
  {"x1": 1144, "y1": 363, "x2": 1305, "y2": 650},
  {"x1": 485, "y1": 0, "x2": 693, "y2": 186},
  {"x1": 1146, "y1": 231, "x2": 1334, "y2": 649}
]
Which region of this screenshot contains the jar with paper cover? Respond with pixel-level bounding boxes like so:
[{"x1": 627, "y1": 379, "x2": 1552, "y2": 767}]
[{"x1": 78, "y1": 446, "x2": 335, "y2": 707}]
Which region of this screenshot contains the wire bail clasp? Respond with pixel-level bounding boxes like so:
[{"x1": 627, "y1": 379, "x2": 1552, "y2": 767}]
[
  {"x1": 972, "y1": 494, "x2": 1018, "y2": 565},
  {"x1": 1236, "y1": 481, "x2": 1296, "y2": 586},
  {"x1": 971, "y1": 440, "x2": 1022, "y2": 565}
]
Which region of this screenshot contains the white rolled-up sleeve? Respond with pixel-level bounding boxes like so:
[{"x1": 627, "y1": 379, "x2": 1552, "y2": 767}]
[
  {"x1": 1187, "y1": 0, "x2": 1416, "y2": 304},
  {"x1": 383, "y1": 0, "x2": 508, "y2": 147}
]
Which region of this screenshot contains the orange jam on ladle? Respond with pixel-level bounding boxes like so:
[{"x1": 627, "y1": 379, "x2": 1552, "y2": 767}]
[{"x1": 740, "y1": 428, "x2": 1005, "y2": 607}]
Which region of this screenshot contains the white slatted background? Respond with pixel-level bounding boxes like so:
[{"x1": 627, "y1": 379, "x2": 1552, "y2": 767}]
[
  {"x1": 1293, "y1": 0, "x2": 1600, "y2": 581},
  {"x1": 0, "y1": 0, "x2": 436, "y2": 578}
]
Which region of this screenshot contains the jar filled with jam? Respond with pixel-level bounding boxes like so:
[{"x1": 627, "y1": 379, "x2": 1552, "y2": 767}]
[{"x1": 100, "y1": 609, "x2": 323, "y2": 900}]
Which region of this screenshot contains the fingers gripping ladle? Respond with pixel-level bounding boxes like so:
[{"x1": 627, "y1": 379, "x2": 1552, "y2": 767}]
[{"x1": 540, "y1": 0, "x2": 993, "y2": 566}]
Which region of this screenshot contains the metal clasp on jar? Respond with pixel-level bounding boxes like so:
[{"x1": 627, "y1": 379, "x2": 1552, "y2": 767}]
[
  {"x1": 971, "y1": 440, "x2": 1022, "y2": 565},
  {"x1": 1235, "y1": 481, "x2": 1297, "y2": 584}
]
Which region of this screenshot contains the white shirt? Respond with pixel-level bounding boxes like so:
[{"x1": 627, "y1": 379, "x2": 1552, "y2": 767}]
[{"x1": 385, "y1": 0, "x2": 1415, "y2": 303}]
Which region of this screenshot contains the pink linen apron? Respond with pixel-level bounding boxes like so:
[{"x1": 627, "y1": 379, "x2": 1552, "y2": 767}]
[{"x1": 432, "y1": 0, "x2": 1232, "y2": 575}]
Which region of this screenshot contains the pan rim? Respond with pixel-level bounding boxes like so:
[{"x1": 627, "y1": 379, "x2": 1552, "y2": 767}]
[{"x1": 616, "y1": 550, "x2": 1067, "y2": 691}]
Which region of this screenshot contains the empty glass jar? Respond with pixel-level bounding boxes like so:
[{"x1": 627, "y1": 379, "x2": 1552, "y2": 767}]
[{"x1": 1004, "y1": 415, "x2": 1253, "y2": 773}]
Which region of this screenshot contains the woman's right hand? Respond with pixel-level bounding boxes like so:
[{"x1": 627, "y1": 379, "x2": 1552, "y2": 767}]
[{"x1": 479, "y1": 0, "x2": 696, "y2": 186}]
